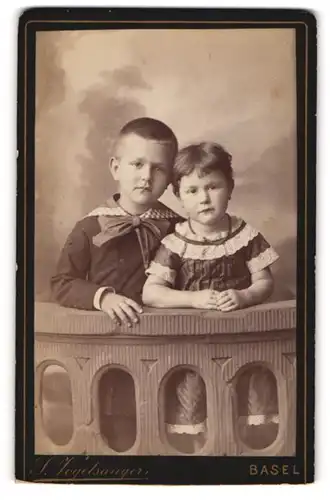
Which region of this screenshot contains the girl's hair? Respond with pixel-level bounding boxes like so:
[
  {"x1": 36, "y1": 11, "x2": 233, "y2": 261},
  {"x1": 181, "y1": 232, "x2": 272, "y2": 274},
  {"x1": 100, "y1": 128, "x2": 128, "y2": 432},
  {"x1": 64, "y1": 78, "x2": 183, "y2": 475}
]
[
  {"x1": 117, "y1": 117, "x2": 178, "y2": 160},
  {"x1": 172, "y1": 142, "x2": 234, "y2": 196}
]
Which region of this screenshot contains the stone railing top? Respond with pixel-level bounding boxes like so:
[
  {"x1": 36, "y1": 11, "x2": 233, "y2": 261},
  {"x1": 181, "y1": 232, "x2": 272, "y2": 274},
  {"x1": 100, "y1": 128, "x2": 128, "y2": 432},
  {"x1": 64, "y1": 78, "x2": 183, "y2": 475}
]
[{"x1": 35, "y1": 300, "x2": 296, "y2": 336}]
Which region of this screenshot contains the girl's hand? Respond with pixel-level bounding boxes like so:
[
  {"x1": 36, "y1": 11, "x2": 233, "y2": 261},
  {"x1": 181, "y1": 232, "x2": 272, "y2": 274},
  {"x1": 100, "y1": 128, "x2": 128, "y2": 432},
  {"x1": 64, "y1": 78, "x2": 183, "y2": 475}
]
[
  {"x1": 215, "y1": 289, "x2": 248, "y2": 312},
  {"x1": 100, "y1": 292, "x2": 143, "y2": 327},
  {"x1": 191, "y1": 289, "x2": 223, "y2": 310}
]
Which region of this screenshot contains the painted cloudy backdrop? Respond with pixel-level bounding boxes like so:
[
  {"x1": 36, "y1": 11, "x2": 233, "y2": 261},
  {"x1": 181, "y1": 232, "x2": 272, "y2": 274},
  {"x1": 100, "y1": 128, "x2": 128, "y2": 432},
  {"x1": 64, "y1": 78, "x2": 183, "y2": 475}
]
[{"x1": 35, "y1": 29, "x2": 297, "y2": 300}]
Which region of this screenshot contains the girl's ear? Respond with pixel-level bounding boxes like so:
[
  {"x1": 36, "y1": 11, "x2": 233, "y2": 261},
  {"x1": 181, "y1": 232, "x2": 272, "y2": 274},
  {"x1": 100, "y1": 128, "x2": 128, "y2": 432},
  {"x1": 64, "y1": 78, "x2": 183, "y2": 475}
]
[
  {"x1": 109, "y1": 157, "x2": 119, "y2": 180},
  {"x1": 228, "y1": 181, "x2": 234, "y2": 200}
]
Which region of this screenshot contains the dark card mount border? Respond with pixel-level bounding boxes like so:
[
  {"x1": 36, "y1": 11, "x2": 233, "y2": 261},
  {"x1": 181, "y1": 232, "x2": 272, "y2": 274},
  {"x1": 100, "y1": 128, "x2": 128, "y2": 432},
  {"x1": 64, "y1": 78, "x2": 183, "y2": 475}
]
[{"x1": 16, "y1": 8, "x2": 316, "y2": 485}]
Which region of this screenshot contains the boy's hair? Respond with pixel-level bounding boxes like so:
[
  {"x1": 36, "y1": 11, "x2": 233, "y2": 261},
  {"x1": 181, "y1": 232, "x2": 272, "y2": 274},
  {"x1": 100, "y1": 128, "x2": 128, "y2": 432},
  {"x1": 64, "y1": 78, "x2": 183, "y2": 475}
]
[
  {"x1": 116, "y1": 117, "x2": 178, "y2": 160},
  {"x1": 172, "y1": 142, "x2": 234, "y2": 196}
]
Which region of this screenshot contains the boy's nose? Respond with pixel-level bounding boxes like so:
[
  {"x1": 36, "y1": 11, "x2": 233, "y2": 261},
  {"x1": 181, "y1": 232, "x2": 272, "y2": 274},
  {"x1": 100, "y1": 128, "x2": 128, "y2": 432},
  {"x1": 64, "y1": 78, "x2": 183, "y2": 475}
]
[{"x1": 140, "y1": 164, "x2": 152, "y2": 180}]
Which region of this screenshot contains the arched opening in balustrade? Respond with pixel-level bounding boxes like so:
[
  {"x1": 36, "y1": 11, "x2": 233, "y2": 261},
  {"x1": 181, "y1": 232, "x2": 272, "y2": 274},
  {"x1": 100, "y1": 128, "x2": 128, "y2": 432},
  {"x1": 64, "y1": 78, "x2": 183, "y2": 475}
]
[
  {"x1": 40, "y1": 364, "x2": 74, "y2": 446},
  {"x1": 233, "y1": 363, "x2": 279, "y2": 450},
  {"x1": 159, "y1": 367, "x2": 207, "y2": 454},
  {"x1": 98, "y1": 368, "x2": 137, "y2": 452}
]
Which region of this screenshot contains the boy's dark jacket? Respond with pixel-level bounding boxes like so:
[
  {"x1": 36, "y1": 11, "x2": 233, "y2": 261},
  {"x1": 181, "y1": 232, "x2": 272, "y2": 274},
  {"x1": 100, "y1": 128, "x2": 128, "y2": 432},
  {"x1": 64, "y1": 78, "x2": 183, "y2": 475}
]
[{"x1": 51, "y1": 194, "x2": 183, "y2": 310}]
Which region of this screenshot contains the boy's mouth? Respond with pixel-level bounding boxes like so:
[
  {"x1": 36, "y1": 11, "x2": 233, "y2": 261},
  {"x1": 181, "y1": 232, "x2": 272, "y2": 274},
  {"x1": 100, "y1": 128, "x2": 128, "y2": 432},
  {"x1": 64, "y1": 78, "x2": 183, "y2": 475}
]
[
  {"x1": 198, "y1": 207, "x2": 214, "y2": 214},
  {"x1": 135, "y1": 186, "x2": 152, "y2": 192}
]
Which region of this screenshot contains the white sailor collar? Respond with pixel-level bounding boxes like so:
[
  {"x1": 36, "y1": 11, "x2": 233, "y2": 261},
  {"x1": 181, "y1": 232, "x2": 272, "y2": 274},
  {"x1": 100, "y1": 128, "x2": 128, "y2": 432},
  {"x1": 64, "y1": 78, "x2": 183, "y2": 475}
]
[{"x1": 85, "y1": 194, "x2": 180, "y2": 220}]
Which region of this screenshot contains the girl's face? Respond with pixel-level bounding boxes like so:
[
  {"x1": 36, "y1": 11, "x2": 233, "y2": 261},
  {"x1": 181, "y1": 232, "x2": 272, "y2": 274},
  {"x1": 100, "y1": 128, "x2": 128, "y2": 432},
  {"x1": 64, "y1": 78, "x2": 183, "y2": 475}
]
[{"x1": 178, "y1": 169, "x2": 232, "y2": 227}]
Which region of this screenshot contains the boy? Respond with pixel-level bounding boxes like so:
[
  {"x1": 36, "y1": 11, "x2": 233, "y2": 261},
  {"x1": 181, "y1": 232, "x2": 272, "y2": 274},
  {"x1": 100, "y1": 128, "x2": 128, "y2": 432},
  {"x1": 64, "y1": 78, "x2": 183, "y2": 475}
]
[
  {"x1": 51, "y1": 117, "x2": 181, "y2": 452},
  {"x1": 51, "y1": 117, "x2": 181, "y2": 327}
]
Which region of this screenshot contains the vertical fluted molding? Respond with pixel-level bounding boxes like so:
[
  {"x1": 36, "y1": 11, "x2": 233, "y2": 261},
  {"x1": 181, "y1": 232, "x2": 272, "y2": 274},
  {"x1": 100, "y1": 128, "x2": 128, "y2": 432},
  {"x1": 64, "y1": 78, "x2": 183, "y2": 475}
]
[{"x1": 35, "y1": 302, "x2": 296, "y2": 456}]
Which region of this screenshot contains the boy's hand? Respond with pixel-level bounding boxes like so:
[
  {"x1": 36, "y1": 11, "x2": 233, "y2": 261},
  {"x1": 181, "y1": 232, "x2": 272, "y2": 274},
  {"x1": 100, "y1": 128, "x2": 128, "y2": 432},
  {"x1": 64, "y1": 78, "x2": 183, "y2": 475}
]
[
  {"x1": 215, "y1": 289, "x2": 248, "y2": 312},
  {"x1": 100, "y1": 293, "x2": 143, "y2": 327},
  {"x1": 191, "y1": 289, "x2": 223, "y2": 310}
]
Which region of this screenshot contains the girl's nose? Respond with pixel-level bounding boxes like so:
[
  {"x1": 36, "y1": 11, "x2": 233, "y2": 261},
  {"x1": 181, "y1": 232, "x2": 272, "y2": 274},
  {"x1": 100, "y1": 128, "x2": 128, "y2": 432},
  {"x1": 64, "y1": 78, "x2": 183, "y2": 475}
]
[{"x1": 199, "y1": 189, "x2": 210, "y2": 203}]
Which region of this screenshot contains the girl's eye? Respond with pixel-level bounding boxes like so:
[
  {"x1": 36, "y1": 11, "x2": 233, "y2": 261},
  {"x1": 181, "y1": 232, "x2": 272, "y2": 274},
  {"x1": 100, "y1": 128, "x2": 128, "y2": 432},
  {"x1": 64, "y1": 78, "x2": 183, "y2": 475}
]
[
  {"x1": 209, "y1": 184, "x2": 219, "y2": 190},
  {"x1": 187, "y1": 187, "x2": 197, "y2": 194}
]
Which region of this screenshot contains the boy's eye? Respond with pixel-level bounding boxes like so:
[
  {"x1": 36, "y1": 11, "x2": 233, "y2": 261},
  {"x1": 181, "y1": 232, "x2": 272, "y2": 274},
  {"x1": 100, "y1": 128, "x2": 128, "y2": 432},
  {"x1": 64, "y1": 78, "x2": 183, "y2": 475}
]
[
  {"x1": 187, "y1": 187, "x2": 198, "y2": 194},
  {"x1": 153, "y1": 164, "x2": 168, "y2": 174},
  {"x1": 131, "y1": 160, "x2": 143, "y2": 168}
]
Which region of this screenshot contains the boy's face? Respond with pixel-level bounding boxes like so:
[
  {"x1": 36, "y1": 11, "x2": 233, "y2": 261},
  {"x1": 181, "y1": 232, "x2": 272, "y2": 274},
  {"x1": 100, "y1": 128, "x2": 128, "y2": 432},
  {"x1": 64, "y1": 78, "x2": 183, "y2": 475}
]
[
  {"x1": 110, "y1": 133, "x2": 174, "y2": 210},
  {"x1": 179, "y1": 169, "x2": 232, "y2": 227}
]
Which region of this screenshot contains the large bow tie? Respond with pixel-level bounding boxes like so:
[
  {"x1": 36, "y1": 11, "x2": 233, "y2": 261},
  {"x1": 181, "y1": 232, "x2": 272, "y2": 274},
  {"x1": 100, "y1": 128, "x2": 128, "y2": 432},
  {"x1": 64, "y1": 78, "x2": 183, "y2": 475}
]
[{"x1": 93, "y1": 215, "x2": 168, "y2": 269}]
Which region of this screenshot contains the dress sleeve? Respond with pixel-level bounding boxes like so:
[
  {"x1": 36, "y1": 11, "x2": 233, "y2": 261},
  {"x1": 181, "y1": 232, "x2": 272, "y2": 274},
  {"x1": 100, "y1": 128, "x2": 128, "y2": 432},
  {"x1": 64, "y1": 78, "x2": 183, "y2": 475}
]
[
  {"x1": 145, "y1": 234, "x2": 182, "y2": 287},
  {"x1": 245, "y1": 228, "x2": 279, "y2": 274}
]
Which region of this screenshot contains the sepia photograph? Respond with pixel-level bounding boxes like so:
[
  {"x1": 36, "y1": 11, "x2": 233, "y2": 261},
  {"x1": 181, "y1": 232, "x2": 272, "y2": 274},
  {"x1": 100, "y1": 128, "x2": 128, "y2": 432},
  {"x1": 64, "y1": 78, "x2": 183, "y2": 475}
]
[
  {"x1": 15, "y1": 8, "x2": 316, "y2": 484},
  {"x1": 34, "y1": 26, "x2": 297, "y2": 458}
]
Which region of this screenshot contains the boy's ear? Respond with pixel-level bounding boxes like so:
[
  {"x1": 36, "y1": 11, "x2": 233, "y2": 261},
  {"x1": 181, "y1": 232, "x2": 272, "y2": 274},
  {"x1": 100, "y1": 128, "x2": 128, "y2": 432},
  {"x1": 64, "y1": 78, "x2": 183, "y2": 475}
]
[
  {"x1": 172, "y1": 184, "x2": 183, "y2": 203},
  {"x1": 109, "y1": 157, "x2": 120, "y2": 180}
]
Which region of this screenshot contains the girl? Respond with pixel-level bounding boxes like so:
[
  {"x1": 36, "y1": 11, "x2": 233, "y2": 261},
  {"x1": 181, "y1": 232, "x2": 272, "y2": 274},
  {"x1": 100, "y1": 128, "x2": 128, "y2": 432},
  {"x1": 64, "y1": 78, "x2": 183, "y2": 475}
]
[{"x1": 142, "y1": 142, "x2": 279, "y2": 453}]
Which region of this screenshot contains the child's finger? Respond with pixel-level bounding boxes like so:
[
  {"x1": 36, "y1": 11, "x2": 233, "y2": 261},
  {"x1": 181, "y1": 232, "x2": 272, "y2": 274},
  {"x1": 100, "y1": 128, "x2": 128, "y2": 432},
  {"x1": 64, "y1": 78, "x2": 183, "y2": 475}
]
[
  {"x1": 216, "y1": 295, "x2": 233, "y2": 306},
  {"x1": 220, "y1": 303, "x2": 237, "y2": 312},
  {"x1": 216, "y1": 299, "x2": 235, "y2": 310},
  {"x1": 205, "y1": 303, "x2": 218, "y2": 310},
  {"x1": 113, "y1": 305, "x2": 132, "y2": 327},
  {"x1": 208, "y1": 295, "x2": 220, "y2": 305},
  {"x1": 210, "y1": 290, "x2": 226, "y2": 302},
  {"x1": 125, "y1": 298, "x2": 143, "y2": 313},
  {"x1": 207, "y1": 300, "x2": 220, "y2": 309},
  {"x1": 120, "y1": 302, "x2": 139, "y2": 324},
  {"x1": 212, "y1": 290, "x2": 226, "y2": 299},
  {"x1": 105, "y1": 308, "x2": 121, "y2": 326}
]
